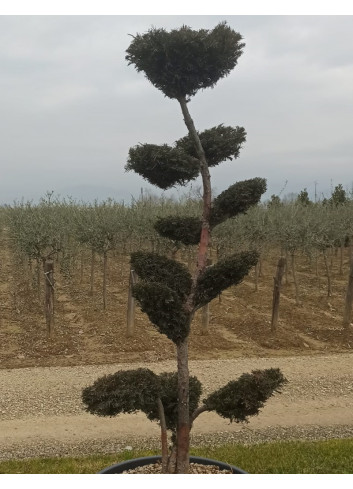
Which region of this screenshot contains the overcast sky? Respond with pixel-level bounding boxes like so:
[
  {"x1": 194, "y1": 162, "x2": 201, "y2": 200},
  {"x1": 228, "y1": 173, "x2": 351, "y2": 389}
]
[{"x1": 0, "y1": 14, "x2": 352, "y2": 204}]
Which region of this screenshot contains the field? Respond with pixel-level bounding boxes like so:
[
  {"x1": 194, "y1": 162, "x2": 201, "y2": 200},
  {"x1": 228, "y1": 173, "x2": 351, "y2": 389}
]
[{"x1": 1, "y1": 228, "x2": 352, "y2": 371}]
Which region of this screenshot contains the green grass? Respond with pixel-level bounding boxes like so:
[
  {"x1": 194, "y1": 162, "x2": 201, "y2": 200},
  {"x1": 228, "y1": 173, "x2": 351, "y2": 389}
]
[
  {"x1": 193, "y1": 438, "x2": 353, "y2": 474},
  {"x1": 1, "y1": 439, "x2": 353, "y2": 474}
]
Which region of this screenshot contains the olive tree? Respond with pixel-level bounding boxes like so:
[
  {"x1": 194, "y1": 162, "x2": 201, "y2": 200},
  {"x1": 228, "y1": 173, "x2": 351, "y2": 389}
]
[
  {"x1": 74, "y1": 200, "x2": 124, "y2": 309},
  {"x1": 7, "y1": 194, "x2": 67, "y2": 334}
]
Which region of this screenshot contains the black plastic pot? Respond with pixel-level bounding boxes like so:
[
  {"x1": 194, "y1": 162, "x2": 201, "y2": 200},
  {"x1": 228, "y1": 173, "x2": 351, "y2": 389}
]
[{"x1": 99, "y1": 455, "x2": 247, "y2": 474}]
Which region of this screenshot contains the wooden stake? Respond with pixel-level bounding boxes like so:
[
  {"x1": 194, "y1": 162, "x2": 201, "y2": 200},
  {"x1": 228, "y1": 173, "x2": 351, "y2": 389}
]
[
  {"x1": 44, "y1": 260, "x2": 54, "y2": 337},
  {"x1": 291, "y1": 252, "x2": 300, "y2": 305},
  {"x1": 343, "y1": 252, "x2": 353, "y2": 330},
  {"x1": 103, "y1": 251, "x2": 107, "y2": 310},
  {"x1": 271, "y1": 257, "x2": 286, "y2": 332},
  {"x1": 339, "y1": 245, "x2": 344, "y2": 276},
  {"x1": 89, "y1": 249, "x2": 95, "y2": 296},
  {"x1": 322, "y1": 249, "x2": 332, "y2": 298},
  {"x1": 254, "y1": 262, "x2": 259, "y2": 291},
  {"x1": 285, "y1": 249, "x2": 289, "y2": 285},
  {"x1": 126, "y1": 268, "x2": 137, "y2": 337},
  {"x1": 80, "y1": 250, "x2": 84, "y2": 284}
]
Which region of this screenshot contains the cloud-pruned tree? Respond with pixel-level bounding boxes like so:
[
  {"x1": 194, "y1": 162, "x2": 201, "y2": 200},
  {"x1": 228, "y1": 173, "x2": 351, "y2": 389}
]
[{"x1": 83, "y1": 22, "x2": 287, "y2": 474}]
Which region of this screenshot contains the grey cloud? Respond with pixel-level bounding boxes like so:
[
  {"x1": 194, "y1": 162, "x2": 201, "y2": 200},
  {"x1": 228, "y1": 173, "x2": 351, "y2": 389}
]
[{"x1": 1, "y1": 15, "x2": 352, "y2": 205}]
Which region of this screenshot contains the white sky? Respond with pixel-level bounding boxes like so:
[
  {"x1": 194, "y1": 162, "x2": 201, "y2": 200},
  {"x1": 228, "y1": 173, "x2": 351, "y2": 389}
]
[{"x1": 1, "y1": 4, "x2": 353, "y2": 204}]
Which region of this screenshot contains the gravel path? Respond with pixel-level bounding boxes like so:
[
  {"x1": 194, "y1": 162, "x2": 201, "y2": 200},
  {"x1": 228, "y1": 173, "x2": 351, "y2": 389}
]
[{"x1": 1, "y1": 352, "x2": 353, "y2": 461}]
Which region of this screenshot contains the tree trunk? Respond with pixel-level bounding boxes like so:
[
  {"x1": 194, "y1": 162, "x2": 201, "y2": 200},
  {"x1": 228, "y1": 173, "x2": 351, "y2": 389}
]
[
  {"x1": 176, "y1": 337, "x2": 190, "y2": 474},
  {"x1": 167, "y1": 445, "x2": 177, "y2": 474},
  {"x1": 89, "y1": 249, "x2": 95, "y2": 296},
  {"x1": 36, "y1": 258, "x2": 41, "y2": 301},
  {"x1": 315, "y1": 252, "x2": 319, "y2": 278},
  {"x1": 343, "y1": 252, "x2": 353, "y2": 330},
  {"x1": 177, "y1": 97, "x2": 211, "y2": 474},
  {"x1": 178, "y1": 96, "x2": 211, "y2": 283},
  {"x1": 285, "y1": 248, "x2": 289, "y2": 285},
  {"x1": 80, "y1": 250, "x2": 84, "y2": 285},
  {"x1": 201, "y1": 259, "x2": 212, "y2": 334},
  {"x1": 339, "y1": 245, "x2": 344, "y2": 276},
  {"x1": 254, "y1": 262, "x2": 259, "y2": 291},
  {"x1": 259, "y1": 256, "x2": 263, "y2": 277},
  {"x1": 119, "y1": 252, "x2": 125, "y2": 278},
  {"x1": 157, "y1": 398, "x2": 168, "y2": 473},
  {"x1": 103, "y1": 251, "x2": 107, "y2": 310},
  {"x1": 330, "y1": 246, "x2": 334, "y2": 272},
  {"x1": 271, "y1": 257, "x2": 286, "y2": 332},
  {"x1": 43, "y1": 260, "x2": 54, "y2": 337},
  {"x1": 25, "y1": 258, "x2": 32, "y2": 292},
  {"x1": 315, "y1": 252, "x2": 321, "y2": 291},
  {"x1": 322, "y1": 249, "x2": 332, "y2": 297},
  {"x1": 290, "y1": 252, "x2": 300, "y2": 305},
  {"x1": 126, "y1": 268, "x2": 137, "y2": 337}
]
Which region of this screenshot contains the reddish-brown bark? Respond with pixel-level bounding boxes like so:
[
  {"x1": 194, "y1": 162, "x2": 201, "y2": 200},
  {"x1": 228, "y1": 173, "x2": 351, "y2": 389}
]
[{"x1": 175, "y1": 96, "x2": 212, "y2": 473}]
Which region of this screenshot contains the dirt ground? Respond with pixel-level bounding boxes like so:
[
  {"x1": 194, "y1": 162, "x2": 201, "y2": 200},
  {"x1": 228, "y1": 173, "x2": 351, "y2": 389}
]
[{"x1": 1, "y1": 234, "x2": 353, "y2": 371}]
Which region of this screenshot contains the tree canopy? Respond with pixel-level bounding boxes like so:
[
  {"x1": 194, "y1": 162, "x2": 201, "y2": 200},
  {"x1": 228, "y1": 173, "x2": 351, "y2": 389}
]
[{"x1": 126, "y1": 22, "x2": 244, "y2": 99}]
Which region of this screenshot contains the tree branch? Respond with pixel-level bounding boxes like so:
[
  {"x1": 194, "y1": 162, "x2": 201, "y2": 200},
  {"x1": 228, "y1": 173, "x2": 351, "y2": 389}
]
[
  {"x1": 157, "y1": 397, "x2": 169, "y2": 473},
  {"x1": 190, "y1": 404, "x2": 209, "y2": 427}
]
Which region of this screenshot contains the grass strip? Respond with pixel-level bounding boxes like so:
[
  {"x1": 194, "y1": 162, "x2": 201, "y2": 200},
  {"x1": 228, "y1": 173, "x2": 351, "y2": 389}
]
[{"x1": 1, "y1": 438, "x2": 352, "y2": 474}]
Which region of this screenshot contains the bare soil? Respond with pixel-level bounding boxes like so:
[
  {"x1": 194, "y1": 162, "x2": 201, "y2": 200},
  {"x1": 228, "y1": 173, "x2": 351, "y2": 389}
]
[{"x1": 1, "y1": 237, "x2": 353, "y2": 370}]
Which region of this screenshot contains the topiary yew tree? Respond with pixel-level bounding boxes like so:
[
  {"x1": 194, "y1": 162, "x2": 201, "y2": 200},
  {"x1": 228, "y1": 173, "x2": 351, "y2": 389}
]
[{"x1": 82, "y1": 22, "x2": 287, "y2": 474}]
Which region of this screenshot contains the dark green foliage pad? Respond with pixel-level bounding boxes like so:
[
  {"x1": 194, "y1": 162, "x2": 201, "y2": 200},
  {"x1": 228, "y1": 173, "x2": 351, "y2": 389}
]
[
  {"x1": 132, "y1": 282, "x2": 191, "y2": 343},
  {"x1": 82, "y1": 369, "x2": 202, "y2": 433},
  {"x1": 154, "y1": 216, "x2": 202, "y2": 246},
  {"x1": 146, "y1": 372, "x2": 202, "y2": 431},
  {"x1": 211, "y1": 177, "x2": 267, "y2": 226},
  {"x1": 126, "y1": 22, "x2": 244, "y2": 99},
  {"x1": 126, "y1": 144, "x2": 199, "y2": 189},
  {"x1": 82, "y1": 368, "x2": 160, "y2": 417},
  {"x1": 193, "y1": 250, "x2": 259, "y2": 308},
  {"x1": 176, "y1": 125, "x2": 246, "y2": 168},
  {"x1": 131, "y1": 251, "x2": 192, "y2": 300},
  {"x1": 204, "y1": 368, "x2": 287, "y2": 423}
]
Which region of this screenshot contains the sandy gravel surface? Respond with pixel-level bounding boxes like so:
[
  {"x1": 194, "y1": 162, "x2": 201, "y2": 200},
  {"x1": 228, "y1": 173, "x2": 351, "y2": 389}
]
[{"x1": 1, "y1": 352, "x2": 353, "y2": 461}]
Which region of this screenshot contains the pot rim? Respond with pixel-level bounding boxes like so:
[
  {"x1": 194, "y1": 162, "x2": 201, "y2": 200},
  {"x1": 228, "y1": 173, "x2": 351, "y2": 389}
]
[{"x1": 99, "y1": 455, "x2": 247, "y2": 474}]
